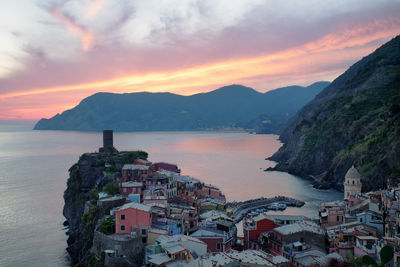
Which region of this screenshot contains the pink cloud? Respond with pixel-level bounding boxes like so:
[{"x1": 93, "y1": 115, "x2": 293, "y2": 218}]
[{"x1": 49, "y1": 7, "x2": 96, "y2": 51}]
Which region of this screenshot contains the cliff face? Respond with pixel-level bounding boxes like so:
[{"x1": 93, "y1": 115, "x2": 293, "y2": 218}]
[
  {"x1": 270, "y1": 35, "x2": 400, "y2": 191},
  {"x1": 63, "y1": 151, "x2": 147, "y2": 265},
  {"x1": 63, "y1": 155, "x2": 105, "y2": 265}
]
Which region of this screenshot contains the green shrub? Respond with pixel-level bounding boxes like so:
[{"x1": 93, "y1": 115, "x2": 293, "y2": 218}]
[
  {"x1": 103, "y1": 182, "x2": 119, "y2": 195},
  {"x1": 89, "y1": 188, "x2": 99, "y2": 202},
  {"x1": 99, "y1": 216, "x2": 114, "y2": 235}
]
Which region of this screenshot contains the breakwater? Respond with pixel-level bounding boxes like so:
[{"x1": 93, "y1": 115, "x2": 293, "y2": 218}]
[{"x1": 227, "y1": 196, "x2": 305, "y2": 223}]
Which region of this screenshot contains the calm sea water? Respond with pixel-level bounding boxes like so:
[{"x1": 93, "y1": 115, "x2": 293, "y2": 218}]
[{"x1": 0, "y1": 121, "x2": 342, "y2": 266}]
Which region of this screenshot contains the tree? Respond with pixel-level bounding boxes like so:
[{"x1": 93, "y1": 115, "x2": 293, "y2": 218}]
[
  {"x1": 103, "y1": 182, "x2": 119, "y2": 195},
  {"x1": 348, "y1": 245, "x2": 394, "y2": 267},
  {"x1": 89, "y1": 188, "x2": 99, "y2": 202}
]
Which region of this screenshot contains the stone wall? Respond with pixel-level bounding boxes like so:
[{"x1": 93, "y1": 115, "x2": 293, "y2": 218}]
[{"x1": 91, "y1": 231, "x2": 144, "y2": 266}]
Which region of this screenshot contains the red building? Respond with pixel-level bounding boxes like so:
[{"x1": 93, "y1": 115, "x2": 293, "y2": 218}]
[
  {"x1": 134, "y1": 158, "x2": 151, "y2": 166},
  {"x1": 119, "y1": 181, "x2": 142, "y2": 196},
  {"x1": 191, "y1": 229, "x2": 233, "y2": 253},
  {"x1": 122, "y1": 164, "x2": 150, "y2": 183},
  {"x1": 115, "y1": 202, "x2": 152, "y2": 234},
  {"x1": 243, "y1": 214, "x2": 279, "y2": 249},
  {"x1": 153, "y1": 162, "x2": 180, "y2": 174}
]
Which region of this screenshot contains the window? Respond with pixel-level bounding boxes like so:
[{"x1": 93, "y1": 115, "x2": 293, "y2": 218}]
[
  {"x1": 120, "y1": 225, "x2": 125, "y2": 231},
  {"x1": 359, "y1": 218, "x2": 363, "y2": 223},
  {"x1": 120, "y1": 214, "x2": 125, "y2": 220},
  {"x1": 216, "y1": 243, "x2": 221, "y2": 251}
]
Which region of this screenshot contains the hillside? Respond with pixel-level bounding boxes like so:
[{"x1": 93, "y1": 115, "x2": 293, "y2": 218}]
[
  {"x1": 33, "y1": 83, "x2": 329, "y2": 132},
  {"x1": 269, "y1": 35, "x2": 400, "y2": 191}
]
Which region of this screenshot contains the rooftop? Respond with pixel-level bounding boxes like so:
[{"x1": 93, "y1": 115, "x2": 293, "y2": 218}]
[
  {"x1": 226, "y1": 250, "x2": 274, "y2": 266},
  {"x1": 345, "y1": 165, "x2": 361, "y2": 180},
  {"x1": 164, "y1": 244, "x2": 186, "y2": 255},
  {"x1": 115, "y1": 202, "x2": 152, "y2": 212},
  {"x1": 148, "y1": 253, "x2": 172, "y2": 265},
  {"x1": 191, "y1": 229, "x2": 225, "y2": 238},
  {"x1": 249, "y1": 213, "x2": 309, "y2": 223},
  {"x1": 121, "y1": 181, "x2": 142, "y2": 187},
  {"x1": 122, "y1": 164, "x2": 149, "y2": 170},
  {"x1": 273, "y1": 221, "x2": 325, "y2": 236}
]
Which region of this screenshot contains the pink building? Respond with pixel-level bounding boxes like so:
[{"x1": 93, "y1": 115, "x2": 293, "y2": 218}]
[
  {"x1": 319, "y1": 201, "x2": 347, "y2": 228},
  {"x1": 119, "y1": 181, "x2": 142, "y2": 196},
  {"x1": 121, "y1": 164, "x2": 150, "y2": 183},
  {"x1": 115, "y1": 202, "x2": 152, "y2": 234}
]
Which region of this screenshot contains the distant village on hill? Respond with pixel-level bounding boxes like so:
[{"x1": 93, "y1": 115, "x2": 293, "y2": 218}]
[{"x1": 64, "y1": 131, "x2": 400, "y2": 267}]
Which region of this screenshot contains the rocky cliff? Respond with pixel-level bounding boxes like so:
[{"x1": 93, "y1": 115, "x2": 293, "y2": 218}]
[
  {"x1": 63, "y1": 151, "x2": 147, "y2": 266},
  {"x1": 269, "y1": 35, "x2": 400, "y2": 191}
]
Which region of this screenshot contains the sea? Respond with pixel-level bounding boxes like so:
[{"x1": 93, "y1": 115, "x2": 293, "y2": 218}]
[{"x1": 0, "y1": 121, "x2": 342, "y2": 266}]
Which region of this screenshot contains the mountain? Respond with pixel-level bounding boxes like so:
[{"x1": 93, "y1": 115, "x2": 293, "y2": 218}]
[
  {"x1": 269, "y1": 35, "x2": 400, "y2": 191},
  {"x1": 33, "y1": 82, "x2": 329, "y2": 132}
]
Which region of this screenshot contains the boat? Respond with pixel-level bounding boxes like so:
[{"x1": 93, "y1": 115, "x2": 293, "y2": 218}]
[{"x1": 267, "y1": 202, "x2": 287, "y2": 211}]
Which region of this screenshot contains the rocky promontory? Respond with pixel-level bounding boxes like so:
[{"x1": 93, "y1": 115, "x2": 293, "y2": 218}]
[{"x1": 63, "y1": 151, "x2": 148, "y2": 266}]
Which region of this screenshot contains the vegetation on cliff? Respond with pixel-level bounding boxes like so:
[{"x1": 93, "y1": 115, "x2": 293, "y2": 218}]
[
  {"x1": 34, "y1": 83, "x2": 328, "y2": 133},
  {"x1": 270, "y1": 35, "x2": 400, "y2": 191}
]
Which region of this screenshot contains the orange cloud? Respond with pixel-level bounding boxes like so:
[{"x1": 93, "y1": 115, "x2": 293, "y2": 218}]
[{"x1": 49, "y1": 7, "x2": 96, "y2": 51}]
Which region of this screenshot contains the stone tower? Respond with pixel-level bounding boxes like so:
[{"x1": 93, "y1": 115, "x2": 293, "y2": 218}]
[
  {"x1": 99, "y1": 130, "x2": 116, "y2": 153},
  {"x1": 103, "y1": 130, "x2": 113, "y2": 149},
  {"x1": 344, "y1": 165, "x2": 362, "y2": 199}
]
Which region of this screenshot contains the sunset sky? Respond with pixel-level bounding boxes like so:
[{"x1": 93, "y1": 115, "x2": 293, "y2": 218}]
[{"x1": 0, "y1": 0, "x2": 399, "y2": 120}]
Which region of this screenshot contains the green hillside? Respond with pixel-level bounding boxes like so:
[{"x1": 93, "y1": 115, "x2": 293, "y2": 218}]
[{"x1": 270, "y1": 35, "x2": 400, "y2": 191}]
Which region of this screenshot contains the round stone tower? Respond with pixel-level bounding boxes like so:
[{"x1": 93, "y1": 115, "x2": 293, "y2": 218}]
[{"x1": 344, "y1": 165, "x2": 362, "y2": 199}]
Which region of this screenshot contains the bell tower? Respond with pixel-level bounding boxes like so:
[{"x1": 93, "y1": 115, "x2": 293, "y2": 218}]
[{"x1": 344, "y1": 165, "x2": 362, "y2": 199}]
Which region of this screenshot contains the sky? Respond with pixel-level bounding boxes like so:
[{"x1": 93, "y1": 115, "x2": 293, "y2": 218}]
[{"x1": 0, "y1": 0, "x2": 399, "y2": 120}]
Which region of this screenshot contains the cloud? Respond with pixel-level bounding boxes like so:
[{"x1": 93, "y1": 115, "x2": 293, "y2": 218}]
[
  {"x1": 48, "y1": 6, "x2": 96, "y2": 51},
  {"x1": 0, "y1": 0, "x2": 400, "y2": 119},
  {"x1": 85, "y1": 0, "x2": 104, "y2": 18}
]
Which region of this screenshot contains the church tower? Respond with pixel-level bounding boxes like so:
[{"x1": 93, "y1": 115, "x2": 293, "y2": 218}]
[{"x1": 344, "y1": 165, "x2": 362, "y2": 199}]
